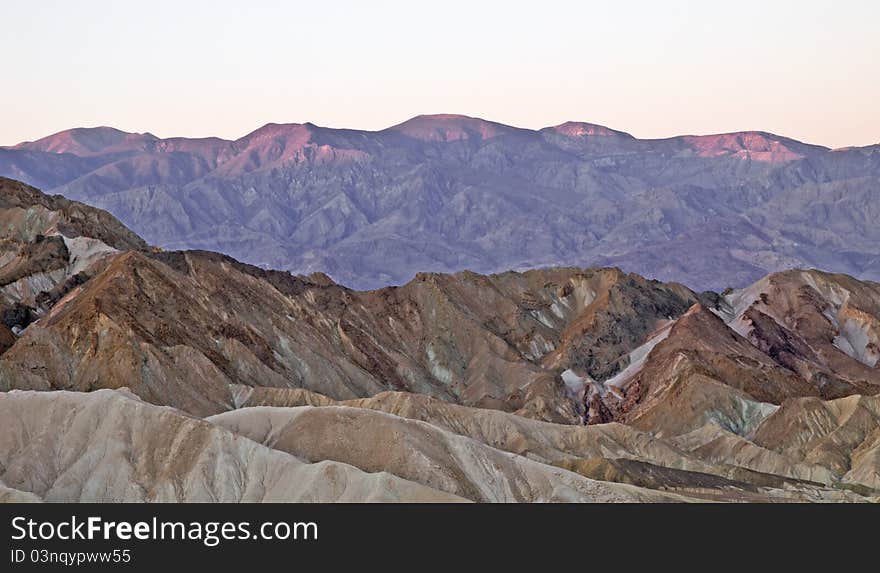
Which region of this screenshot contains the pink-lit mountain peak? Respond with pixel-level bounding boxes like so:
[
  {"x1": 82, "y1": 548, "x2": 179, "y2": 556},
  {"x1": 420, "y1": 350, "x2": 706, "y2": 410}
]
[
  {"x1": 230, "y1": 123, "x2": 324, "y2": 165},
  {"x1": 235, "y1": 122, "x2": 318, "y2": 145},
  {"x1": 679, "y1": 131, "x2": 828, "y2": 162},
  {"x1": 386, "y1": 114, "x2": 527, "y2": 142},
  {"x1": 13, "y1": 126, "x2": 159, "y2": 156},
  {"x1": 216, "y1": 122, "x2": 365, "y2": 174},
  {"x1": 546, "y1": 121, "x2": 632, "y2": 138}
]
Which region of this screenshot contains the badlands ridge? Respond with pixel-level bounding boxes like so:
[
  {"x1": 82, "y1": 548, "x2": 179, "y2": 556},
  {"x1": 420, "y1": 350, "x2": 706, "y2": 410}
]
[{"x1": 0, "y1": 177, "x2": 878, "y2": 502}]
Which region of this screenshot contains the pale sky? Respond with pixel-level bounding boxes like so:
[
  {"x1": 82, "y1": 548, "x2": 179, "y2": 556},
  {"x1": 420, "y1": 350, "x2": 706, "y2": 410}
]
[{"x1": 4, "y1": 0, "x2": 879, "y2": 148}]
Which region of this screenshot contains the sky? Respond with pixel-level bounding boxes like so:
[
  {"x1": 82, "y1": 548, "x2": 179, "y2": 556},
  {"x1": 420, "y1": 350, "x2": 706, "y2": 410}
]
[{"x1": 3, "y1": 0, "x2": 879, "y2": 148}]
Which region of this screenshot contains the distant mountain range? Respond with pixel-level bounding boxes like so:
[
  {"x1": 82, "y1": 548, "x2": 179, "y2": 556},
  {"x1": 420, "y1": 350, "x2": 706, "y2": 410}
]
[{"x1": 2, "y1": 115, "x2": 879, "y2": 290}]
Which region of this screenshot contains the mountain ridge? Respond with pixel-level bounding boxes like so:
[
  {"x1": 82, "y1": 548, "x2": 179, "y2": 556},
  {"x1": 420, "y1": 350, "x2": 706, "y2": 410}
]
[
  {"x1": 1, "y1": 176, "x2": 878, "y2": 502},
  {"x1": 10, "y1": 114, "x2": 859, "y2": 152},
  {"x1": 2, "y1": 116, "x2": 879, "y2": 292}
]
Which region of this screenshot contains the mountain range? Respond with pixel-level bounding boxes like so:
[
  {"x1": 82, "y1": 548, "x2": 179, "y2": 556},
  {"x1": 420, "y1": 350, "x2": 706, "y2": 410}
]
[
  {"x1": 1, "y1": 176, "x2": 878, "y2": 502},
  {"x1": 3, "y1": 115, "x2": 879, "y2": 291}
]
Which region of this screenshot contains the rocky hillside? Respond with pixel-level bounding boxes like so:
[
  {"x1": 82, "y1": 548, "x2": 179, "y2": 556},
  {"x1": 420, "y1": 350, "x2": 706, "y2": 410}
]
[
  {"x1": 2, "y1": 116, "x2": 879, "y2": 291},
  {"x1": 0, "y1": 177, "x2": 878, "y2": 502}
]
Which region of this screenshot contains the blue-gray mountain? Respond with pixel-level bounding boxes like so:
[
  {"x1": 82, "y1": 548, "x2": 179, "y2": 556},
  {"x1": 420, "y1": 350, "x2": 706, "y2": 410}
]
[{"x1": 2, "y1": 114, "x2": 879, "y2": 290}]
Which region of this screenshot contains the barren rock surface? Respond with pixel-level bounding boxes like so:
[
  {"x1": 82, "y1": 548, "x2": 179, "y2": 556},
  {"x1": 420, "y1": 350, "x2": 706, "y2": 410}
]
[
  {"x1": 0, "y1": 177, "x2": 878, "y2": 503},
  {"x1": 0, "y1": 389, "x2": 462, "y2": 502}
]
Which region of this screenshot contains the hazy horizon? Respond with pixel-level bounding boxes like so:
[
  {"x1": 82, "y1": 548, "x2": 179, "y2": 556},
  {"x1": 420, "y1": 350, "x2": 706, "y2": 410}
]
[{"x1": 4, "y1": 0, "x2": 879, "y2": 148}]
